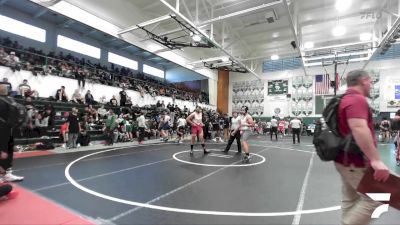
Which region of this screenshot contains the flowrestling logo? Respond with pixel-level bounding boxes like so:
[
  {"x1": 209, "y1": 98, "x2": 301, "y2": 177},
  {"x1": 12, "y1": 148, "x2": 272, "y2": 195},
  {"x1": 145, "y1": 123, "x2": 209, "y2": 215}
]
[{"x1": 367, "y1": 193, "x2": 391, "y2": 218}]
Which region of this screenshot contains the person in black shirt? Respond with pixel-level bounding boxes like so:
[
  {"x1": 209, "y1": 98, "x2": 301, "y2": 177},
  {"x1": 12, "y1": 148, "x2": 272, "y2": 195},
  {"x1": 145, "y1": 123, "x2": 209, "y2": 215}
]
[
  {"x1": 67, "y1": 108, "x2": 80, "y2": 148},
  {"x1": 110, "y1": 95, "x2": 118, "y2": 106},
  {"x1": 0, "y1": 84, "x2": 24, "y2": 182},
  {"x1": 212, "y1": 115, "x2": 221, "y2": 142},
  {"x1": 119, "y1": 87, "x2": 127, "y2": 107},
  {"x1": 85, "y1": 90, "x2": 96, "y2": 105},
  {"x1": 222, "y1": 113, "x2": 230, "y2": 142},
  {"x1": 75, "y1": 67, "x2": 85, "y2": 89},
  {"x1": 55, "y1": 86, "x2": 68, "y2": 102}
]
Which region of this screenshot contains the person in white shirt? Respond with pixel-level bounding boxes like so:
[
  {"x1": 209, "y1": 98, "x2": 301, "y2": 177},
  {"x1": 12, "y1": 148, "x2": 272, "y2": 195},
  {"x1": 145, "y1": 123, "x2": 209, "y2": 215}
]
[
  {"x1": 5, "y1": 51, "x2": 20, "y2": 72},
  {"x1": 266, "y1": 121, "x2": 271, "y2": 134},
  {"x1": 136, "y1": 111, "x2": 147, "y2": 144},
  {"x1": 284, "y1": 120, "x2": 290, "y2": 136},
  {"x1": 222, "y1": 111, "x2": 241, "y2": 154},
  {"x1": 290, "y1": 117, "x2": 302, "y2": 144},
  {"x1": 270, "y1": 116, "x2": 278, "y2": 141},
  {"x1": 176, "y1": 115, "x2": 187, "y2": 143},
  {"x1": 186, "y1": 106, "x2": 209, "y2": 155}
]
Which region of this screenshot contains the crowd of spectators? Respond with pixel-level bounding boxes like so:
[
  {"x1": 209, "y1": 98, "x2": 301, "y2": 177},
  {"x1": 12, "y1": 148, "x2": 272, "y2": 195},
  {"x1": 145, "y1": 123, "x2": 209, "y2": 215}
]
[
  {"x1": 0, "y1": 36, "x2": 237, "y2": 149},
  {"x1": 0, "y1": 36, "x2": 209, "y2": 104}
]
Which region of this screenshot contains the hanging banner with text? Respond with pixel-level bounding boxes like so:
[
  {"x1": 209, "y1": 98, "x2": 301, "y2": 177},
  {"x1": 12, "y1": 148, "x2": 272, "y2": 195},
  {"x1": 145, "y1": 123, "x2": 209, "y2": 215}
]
[{"x1": 267, "y1": 80, "x2": 288, "y2": 95}]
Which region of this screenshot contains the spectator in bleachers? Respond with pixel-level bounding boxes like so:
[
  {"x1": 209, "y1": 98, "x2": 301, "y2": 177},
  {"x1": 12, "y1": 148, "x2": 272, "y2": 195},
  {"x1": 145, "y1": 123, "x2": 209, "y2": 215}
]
[
  {"x1": 125, "y1": 97, "x2": 133, "y2": 108},
  {"x1": 55, "y1": 86, "x2": 68, "y2": 102},
  {"x1": 166, "y1": 103, "x2": 172, "y2": 112},
  {"x1": 149, "y1": 119, "x2": 159, "y2": 139},
  {"x1": 85, "y1": 105, "x2": 98, "y2": 122},
  {"x1": 33, "y1": 112, "x2": 49, "y2": 137},
  {"x1": 44, "y1": 104, "x2": 55, "y2": 130},
  {"x1": 0, "y1": 78, "x2": 12, "y2": 94},
  {"x1": 18, "y1": 79, "x2": 33, "y2": 98},
  {"x1": 67, "y1": 108, "x2": 80, "y2": 149},
  {"x1": 109, "y1": 95, "x2": 118, "y2": 107},
  {"x1": 97, "y1": 105, "x2": 108, "y2": 119},
  {"x1": 77, "y1": 124, "x2": 90, "y2": 147},
  {"x1": 0, "y1": 47, "x2": 8, "y2": 65},
  {"x1": 84, "y1": 90, "x2": 96, "y2": 105},
  {"x1": 74, "y1": 67, "x2": 85, "y2": 89},
  {"x1": 4, "y1": 52, "x2": 20, "y2": 72},
  {"x1": 119, "y1": 87, "x2": 128, "y2": 106},
  {"x1": 71, "y1": 89, "x2": 84, "y2": 104}
]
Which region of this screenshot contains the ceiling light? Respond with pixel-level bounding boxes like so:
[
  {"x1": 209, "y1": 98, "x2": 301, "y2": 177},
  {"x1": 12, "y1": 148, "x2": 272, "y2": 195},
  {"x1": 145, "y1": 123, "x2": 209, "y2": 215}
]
[
  {"x1": 359, "y1": 33, "x2": 372, "y2": 41},
  {"x1": 271, "y1": 55, "x2": 279, "y2": 60},
  {"x1": 304, "y1": 41, "x2": 314, "y2": 49},
  {"x1": 192, "y1": 34, "x2": 201, "y2": 42},
  {"x1": 332, "y1": 25, "x2": 346, "y2": 37},
  {"x1": 335, "y1": 0, "x2": 352, "y2": 11}
]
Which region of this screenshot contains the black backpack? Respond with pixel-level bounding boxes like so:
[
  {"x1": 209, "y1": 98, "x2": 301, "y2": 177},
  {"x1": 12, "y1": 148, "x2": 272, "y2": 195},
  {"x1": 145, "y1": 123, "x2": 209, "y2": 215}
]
[
  {"x1": 313, "y1": 94, "x2": 361, "y2": 161},
  {"x1": 0, "y1": 96, "x2": 27, "y2": 128}
]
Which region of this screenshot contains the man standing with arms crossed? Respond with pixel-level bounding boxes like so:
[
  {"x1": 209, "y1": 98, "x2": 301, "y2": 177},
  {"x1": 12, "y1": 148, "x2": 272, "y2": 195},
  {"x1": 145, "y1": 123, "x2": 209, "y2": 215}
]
[{"x1": 335, "y1": 70, "x2": 389, "y2": 225}]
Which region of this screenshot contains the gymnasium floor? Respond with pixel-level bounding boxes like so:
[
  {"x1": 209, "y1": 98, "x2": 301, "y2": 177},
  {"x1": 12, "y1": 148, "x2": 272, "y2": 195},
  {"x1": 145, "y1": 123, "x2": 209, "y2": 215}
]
[{"x1": 12, "y1": 136, "x2": 400, "y2": 225}]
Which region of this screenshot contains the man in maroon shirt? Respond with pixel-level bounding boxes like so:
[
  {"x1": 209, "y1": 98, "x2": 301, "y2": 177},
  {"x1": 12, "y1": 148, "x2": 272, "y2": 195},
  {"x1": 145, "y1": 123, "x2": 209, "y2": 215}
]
[{"x1": 335, "y1": 70, "x2": 389, "y2": 225}]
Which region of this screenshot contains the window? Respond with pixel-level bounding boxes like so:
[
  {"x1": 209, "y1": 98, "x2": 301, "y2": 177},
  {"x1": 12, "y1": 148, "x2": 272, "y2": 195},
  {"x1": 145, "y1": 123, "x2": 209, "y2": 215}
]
[
  {"x1": 108, "y1": 52, "x2": 138, "y2": 70},
  {"x1": 57, "y1": 35, "x2": 100, "y2": 59},
  {"x1": 143, "y1": 64, "x2": 164, "y2": 78},
  {"x1": 0, "y1": 14, "x2": 46, "y2": 42}
]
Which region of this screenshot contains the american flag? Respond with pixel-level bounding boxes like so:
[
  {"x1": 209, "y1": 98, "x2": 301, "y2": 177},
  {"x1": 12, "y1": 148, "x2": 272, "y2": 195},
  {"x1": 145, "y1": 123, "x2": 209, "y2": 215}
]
[{"x1": 315, "y1": 74, "x2": 330, "y2": 95}]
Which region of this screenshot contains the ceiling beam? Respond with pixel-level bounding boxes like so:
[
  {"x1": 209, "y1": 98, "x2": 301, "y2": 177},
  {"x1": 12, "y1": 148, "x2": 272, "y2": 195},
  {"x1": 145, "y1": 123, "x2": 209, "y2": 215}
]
[
  {"x1": 181, "y1": 0, "x2": 194, "y2": 22},
  {"x1": 102, "y1": 37, "x2": 118, "y2": 45},
  {"x1": 118, "y1": 15, "x2": 171, "y2": 35},
  {"x1": 363, "y1": 17, "x2": 400, "y2": 69},
  {"x1": 198, "y1": 0, "x2": 282, "y2": 26},
  {"x1": 33, "y1": 8, "x2": 49, "y2": 19},
  {"x1": 214, "y1": 0, "x2": 255, "y2": 12},
  {"x1": 238, "y1": 50, "x2": 298, "y2": 61},
  {"x1": 57, "y1": 19, "x2": 76, "y2": 28},
  {"x1": 83, "y1": 29, "x2": 97, "y2": 37},
  {"x1": 200, "y1": 0, "x2": 211, "y2": 19},
  {"x1": 145, "y1": 55, "x2": 161, "y2": 60},
  {"x1": 118, "y1": 44, "x2": 134, "y2": 50}
]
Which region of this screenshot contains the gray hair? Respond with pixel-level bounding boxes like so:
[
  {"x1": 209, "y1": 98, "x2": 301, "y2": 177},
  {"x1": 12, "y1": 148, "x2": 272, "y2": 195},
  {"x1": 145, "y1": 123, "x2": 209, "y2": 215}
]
[{"x1": 346, "y1": 70, "x2": 370, "y2": 87}]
